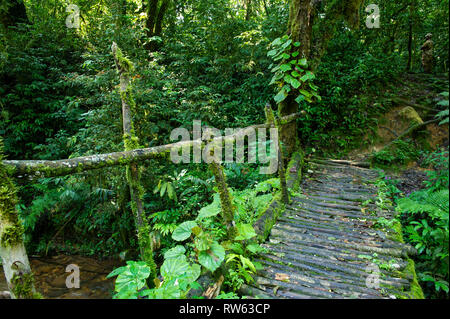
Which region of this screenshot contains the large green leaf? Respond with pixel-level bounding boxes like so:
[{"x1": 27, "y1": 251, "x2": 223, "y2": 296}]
[
  {"x1": 279, "y1": 64, "x2": 292, "y2": 72},
  {"x1": 271, "y1": 37, "x2": 282, "y2": 46},
  {"x1": 185, "y1": 263, "x2": 201, "y2": 283},
  {"x1": 197, "y1": 195, "x2": 221, "y2": 220},
  {"x1": 235, "y1": 223, "x2": 257, "y2": 240},
  {"x1": 274, "y1": 89, "x2": 287, "y2": 103},
  {"x1": 112, "y1": 261, "x2": 151, "y2": 296},
  {"x1": 285, "y1": 75, "x2": 301, "y2": 89},
  {"x1": 172, "y1": 221, "x2": 198, "y2": 241},
  {"x1": 142, "y1": 284, "x2": 181, "y2": 299},
  {"x1": 161, "y1": 256, "x2": 190, "y2": 280},
  {"x1": 267, "y1": 49, "x2": 277, "y2": 57},
  {"x1": 164, "y1": 245, "x2": 186, "y2": 259},
  {"x1": 198, "y1": 241, "x2": 225, "y2": 272}
]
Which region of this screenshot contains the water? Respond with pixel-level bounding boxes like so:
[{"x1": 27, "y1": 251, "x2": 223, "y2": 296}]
[{"x1": 0, "y1": 255, "x2": 123, "y2": 299}]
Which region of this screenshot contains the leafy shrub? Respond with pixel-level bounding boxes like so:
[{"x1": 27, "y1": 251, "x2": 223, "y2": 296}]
[
  {"x1": 372, "y1": 139, "x2": 421, "y2": 166},
  {"x1": 397, "y1": 189, "x2": 449, "y2": 297}
]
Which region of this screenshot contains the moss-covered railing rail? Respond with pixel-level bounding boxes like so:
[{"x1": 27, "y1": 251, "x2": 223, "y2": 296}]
[
  {"x1": 0, "y1": 111, "x2": 300, "y2": 299},
  {"x1": 3, "y1": 114, "x2": 300, "y2": 180}
]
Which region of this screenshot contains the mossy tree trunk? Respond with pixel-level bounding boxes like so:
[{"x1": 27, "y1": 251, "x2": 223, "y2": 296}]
[
  {"x1": 0, "y1": 139, "x2": 39, "y2": 299},
  {"x1": 111, "y1": 42, "x2": 156, "y2": 279},
  {"x1": 145, "y1": 0, "x2": 170, "y2": 51},
  {"x1": 209, "y1": 162, "x2": 234, "y2": 221}
]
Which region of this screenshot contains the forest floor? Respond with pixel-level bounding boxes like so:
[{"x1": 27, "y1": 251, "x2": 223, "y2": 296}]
[{"x1": 348, "y1": 72, "x2": 449, "y2": 161}]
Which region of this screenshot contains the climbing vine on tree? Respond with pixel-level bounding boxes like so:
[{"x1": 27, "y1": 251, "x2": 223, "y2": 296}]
[{"x1": 268, "y1": 35, "x2": 321, "y2": 105}]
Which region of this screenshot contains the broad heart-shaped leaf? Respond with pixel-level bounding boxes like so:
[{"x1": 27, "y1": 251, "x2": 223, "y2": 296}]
[
  {"x1": 164, "y1": 245, "x2": 186, "y2": 259},
  {"x1": 161, "y1": 256, "x2": 190, "y2": 280},
  {"x1": 198, "y1": 241, "x2": 225, "y2": 272},
  {"x1": 142, "y1": 284, "x2": 181, "y2": 299},
  {"x1": 113, "y1": 261, "x2": 151, "y2": 295},
  {"x1": 107, "y1": 265, "x2": 128, "y2": 279},
  {"x1": 274, "y1": 89, "x2": 287, "y2": 103},
  {"x1": 235, "y1": 223, "x2": 257, "y2": 240},
  {"x1": 172, "y1": 221, "x2": 198, "y2": 241},
  {"x1": 284, "y1": 75, "x2": 301, "y2": 89},
  {"x1": 197, "y1": 194, "x2": 221, "y2": 220},
  {"x1": 195, "y1": 235, "x2": 212, "y2": 251}
]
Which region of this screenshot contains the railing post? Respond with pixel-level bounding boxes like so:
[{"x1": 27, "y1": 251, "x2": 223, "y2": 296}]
[
  {"x1": 112, "y1": 42, "x2": 156, "y2": 280},
  {"x1": 205, "y1": 131, "x2": 236, "y2": 238},
  {"x1": 209, "y1": 162, "x2": 235, "y2": 225},
  {"x1": 0, "y1": 138, "x2": 40, "y2": 299},
  {"x1": 265, "y1": 104, "x2": 290, "y2": 205}
]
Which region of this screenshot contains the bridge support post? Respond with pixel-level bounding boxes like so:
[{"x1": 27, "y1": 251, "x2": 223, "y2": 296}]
[
  {"x1": 0, "y1": 139, "x2": 39, "y2": 299},
  {"x1": 265, "y1": 104, "x2": 290, "y2": 205},
  {"x1": 112, "y1": 42, "x2": 156, "y2": 280},
  {"x1": 209, "y1": 161, "x2": 235, "y2": 236}
]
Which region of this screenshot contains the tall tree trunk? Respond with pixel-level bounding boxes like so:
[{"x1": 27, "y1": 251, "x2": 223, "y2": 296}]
[
  {"x1": 150, "y1": 0, "x2": 170, "y2": 51},
  {"x1": 0, "y1": 139, "x2": 39, "y2": 299},
  {"x1": 245, "y1": 0, "x2": 253, "y2": 21},
  {"x1": 407, "y1": 1, "x2": 415, "y2": 72},
  {"x1": 111, "y1": 42, "x2": 156, "y2": 280},
  {"x1": 146, "y1": 0, "x2": 159, "y2": 39},
  {"x1": 145, "y1": 0, "x2": 170, "y2": 51},
  {"x1": 208, "y1": 161, "x2": 236, "y2": 238},
  {"x1": 0, "y1": 0, "x2": 28, "y2": 27},
  {"x1": 280, "y1": 0, "x2": 364, "y2": 158},
  {"x1": 280, "y1": 0, "x2": 312, "y2": 158}
]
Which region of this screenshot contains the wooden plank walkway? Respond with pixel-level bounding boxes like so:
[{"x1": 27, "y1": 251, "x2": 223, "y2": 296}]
[{"x1": 245, "y1": 158, "x2": 421, "y2": 299}]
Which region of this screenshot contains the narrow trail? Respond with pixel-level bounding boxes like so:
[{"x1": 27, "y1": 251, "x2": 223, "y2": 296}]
[{"x1": 245, "y1": 159, "x2": 419, "y2": 299}]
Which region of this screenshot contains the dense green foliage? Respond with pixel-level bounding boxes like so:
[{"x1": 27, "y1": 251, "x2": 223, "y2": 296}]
[{"x1": 378, "y1": 148, "x2": 449, "y2": 298}]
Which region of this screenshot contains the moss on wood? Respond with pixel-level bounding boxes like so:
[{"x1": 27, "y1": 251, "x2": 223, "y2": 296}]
[{"x1": 11, "y1": 272, "x2": 42, "y2": 299}]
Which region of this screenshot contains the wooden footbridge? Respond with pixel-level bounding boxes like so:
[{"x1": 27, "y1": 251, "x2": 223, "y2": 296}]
[{"x1": 243, "y1": 157, "x2": 423, "y2": 299}]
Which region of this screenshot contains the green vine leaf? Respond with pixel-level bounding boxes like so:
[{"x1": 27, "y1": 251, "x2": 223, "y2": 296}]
[{"x1": 274, "y1": 89, "x2": 287, "y2": 103}]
